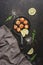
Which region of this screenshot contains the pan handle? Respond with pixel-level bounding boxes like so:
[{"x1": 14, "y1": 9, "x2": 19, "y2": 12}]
[{"x1": 21, "y1": 35, "x2": 23, "y2": 45}]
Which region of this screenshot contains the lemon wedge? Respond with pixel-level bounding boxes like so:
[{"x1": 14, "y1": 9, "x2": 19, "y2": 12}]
[
  {"x1": 21, "y1": 30, "x2": 25, "y2": 37},
  {"x1": 21, "y1": 29, "x2": 29, "y2": 37},
  {"x1": 25, "y1": 29, "x2": 29, "y2": 35},
  {"x1": 23, "y1": 29, "x2": 29, "y2": 35},
  {"x1": 28, "y1": 8, "x2": 36, "y2": 15},
  {"x1": 27, "y1": 48, "x2": 34, "y2": 55}
]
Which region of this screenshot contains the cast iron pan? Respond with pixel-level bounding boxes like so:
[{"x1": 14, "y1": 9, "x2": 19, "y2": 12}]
[
  {"x1": 12, "y1": 16, "x2": 31, "y2": 48},
  {"x1": 12, "y1": 16, "x2": 33, "y2": 60},
  {"x1": 12, "y1": 16, "x2": 31, "y2": 36}
]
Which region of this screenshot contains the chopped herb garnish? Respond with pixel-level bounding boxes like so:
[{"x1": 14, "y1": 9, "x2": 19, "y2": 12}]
[
  {"x1": 5, "y1": 15, "x2": 13, "y2": 22},
  {"x1": 30, "y1": 54, "x2": 37, "y2": 62},
  {"x1": 32, "y1": 30, "x2": 36, "y2": 41}
]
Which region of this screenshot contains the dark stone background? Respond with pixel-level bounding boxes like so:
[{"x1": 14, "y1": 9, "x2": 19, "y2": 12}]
[{"x1": 0, "y1": 0, "x2": 43, "y2": 65}]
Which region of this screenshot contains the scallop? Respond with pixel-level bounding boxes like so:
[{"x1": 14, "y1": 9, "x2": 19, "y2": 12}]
[
  {"x1": 24, "y1": 20, "x2": 28, "y2": 25},
  {"x1": 20, "y1": 18, "x2": 24, "y2": 22},
  {"x1": 25, "y1": 25, "x2": 29, "y2": 29},
  {"x1": 14, "y1": 25, "x2": 17, "y2": 30},
  {"x1": 17, "y1": 27, "x2": 21, "y2": 32},
  {"x1": 16, "y1": 20, "x2": 20, "y2": 25},
  {"x1": 19, "y1": 24, "x2": 24, "y2": 29}
]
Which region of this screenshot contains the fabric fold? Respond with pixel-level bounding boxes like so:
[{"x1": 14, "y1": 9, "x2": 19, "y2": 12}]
[{"x1": 0, "y1": 25, "x2": 32, "y2": 65}]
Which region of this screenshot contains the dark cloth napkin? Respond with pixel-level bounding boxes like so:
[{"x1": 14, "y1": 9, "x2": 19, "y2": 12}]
[{"x1": 0, "y1": 25, "x2": 32, "y2": 65}]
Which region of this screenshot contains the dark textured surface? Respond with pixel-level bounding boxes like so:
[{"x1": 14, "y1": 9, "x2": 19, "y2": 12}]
[
  {"x1": 0, "y1": 0, "x2": 43, "y2": 40},
  {"x1": 0, "y1": 0, "x2": 43, "y2": 65}
]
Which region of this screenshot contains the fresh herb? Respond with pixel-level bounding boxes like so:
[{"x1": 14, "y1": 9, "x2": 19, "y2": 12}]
[
  {"x1": 32, "y1": 30, "x2": 36, "y2": 41},
  {"x1": 30, "y1": 54, "x2": 37, "y2": 62},
  {"x1": 5, "y1": 15, "x2": 13, "y2": 22}
]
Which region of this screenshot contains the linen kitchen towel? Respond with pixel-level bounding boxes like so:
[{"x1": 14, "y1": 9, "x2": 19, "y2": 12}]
[{"x1": 0, "y1": 25, "x2": 32, "y2": 65}]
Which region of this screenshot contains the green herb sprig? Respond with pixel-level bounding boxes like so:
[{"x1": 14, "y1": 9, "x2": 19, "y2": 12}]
[
  {"x1": 5, "y1": 15, "x2": 13, "y2": 22},
  {"x1": 32, "y1": 30, "x2": 36, "y2": 41}
]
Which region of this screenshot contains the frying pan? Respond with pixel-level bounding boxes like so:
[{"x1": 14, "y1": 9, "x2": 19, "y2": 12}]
[
  {"x1": 12, "y1": 16, "x2": 32, "y2": 53},
  {"x1": 12, "y1": 16, "x2": 31, "y2": 36}
]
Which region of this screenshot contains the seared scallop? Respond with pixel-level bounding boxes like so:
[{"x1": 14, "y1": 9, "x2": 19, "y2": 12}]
[
  {"x1": 20, "y1": 18, "x2": 24, "y2": 22},
  {"x1": 24, "y1": 20, "x2": 28, "y2": 25},
  {"x1": 25, "y1": 25, "x2": 29, "y2": 29},
  {"x1": 14, "y1": 25, "x2": 17, "y2": 30},
  {"x1": 17, "y1": 27, "x2": 21, "y2": 32},
  {"x1": 16, "y1": 20, "x2": 20, "y2": 25},
  {"x1": 19, "y1": 24, "x2": 24, "y2": 29}
]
